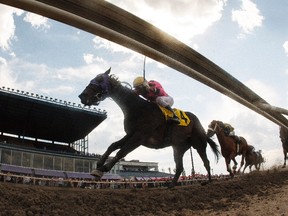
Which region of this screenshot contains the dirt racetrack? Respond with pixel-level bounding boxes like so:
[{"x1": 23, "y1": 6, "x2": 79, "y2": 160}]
[{"x1": 0, "y1": 168, "x2": 288, "y2": 216}]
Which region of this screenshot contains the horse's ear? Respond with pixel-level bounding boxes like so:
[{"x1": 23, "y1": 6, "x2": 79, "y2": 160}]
[{"x1": 105, "y1": 67, "x2": 111, "y2": 75}]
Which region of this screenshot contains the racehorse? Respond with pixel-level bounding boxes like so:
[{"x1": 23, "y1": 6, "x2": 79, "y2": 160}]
[
  {"x1": 207, "y1": 120, "x2": 249, "y2": 177},
  {"x1": 79, "y1": 68, "x2": 220, "y2": 188},
  {"x1": 242, "y1": 145, "x2": 264, "y2": 173},
  {"x1": 279, "y1": 126, "x2": 288, "y2": 168}
]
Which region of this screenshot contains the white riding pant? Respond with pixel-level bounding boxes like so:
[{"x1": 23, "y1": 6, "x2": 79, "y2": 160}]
[{"x1": 155, "y1": 95, "x2": 174, "y2": 107}]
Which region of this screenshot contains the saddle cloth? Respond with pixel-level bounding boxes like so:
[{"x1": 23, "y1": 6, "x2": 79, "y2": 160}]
[{"x1": 158, "y1": 106, "x2": 190, "y2": 126}]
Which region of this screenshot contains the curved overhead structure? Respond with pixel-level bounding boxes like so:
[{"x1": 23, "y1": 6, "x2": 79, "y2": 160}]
[{"x1": 1, "y1": 0, "x2": 288, "y2": 128}]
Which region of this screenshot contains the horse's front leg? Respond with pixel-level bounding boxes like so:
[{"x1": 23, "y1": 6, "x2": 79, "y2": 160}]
[
  {"x1": 242, "y1": 163, "x2": 248, "y2": 174},
  {"x1": 98, "y1": 139, "x2": 141, "y2": 173},
  {"x1": 97, "y1": 135, "x2": 130, "y2": 168},
  {"x1": 225, "y1": 158, "x2": 234, "y2": 177},
  {"x1": 237, "y1": 155, "x2": 245, "y2": 173},
  {"x1": 232, "y1": 158, "x2": 238, "y2": 171}
]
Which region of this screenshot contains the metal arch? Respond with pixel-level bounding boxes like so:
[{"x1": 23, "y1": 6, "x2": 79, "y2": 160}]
[{"x1": 1, "y1": 0, "x2": 288, "y2": 129}]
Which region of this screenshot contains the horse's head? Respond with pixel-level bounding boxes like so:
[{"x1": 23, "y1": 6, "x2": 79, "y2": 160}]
[
  {"x1": 246, "y1": 145, "x2": 255, "y2": 156},
  {"x1": 79, "y1": 68, "x2": 112, "y2": 106},
  {"x1": 207, "y1": 120, "x2": 222, "y2": 137}
]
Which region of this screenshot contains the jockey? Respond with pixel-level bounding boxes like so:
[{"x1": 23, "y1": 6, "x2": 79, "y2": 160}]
[
  {"x1": 223, "y1": 123, "x2": 235, "y2": 136},
  {"x1": 133, "y1": 76, "x2": 180, "y2": 124},
  {"x1": 223, "y1": 123, "x2": 240, "y2": 144}
]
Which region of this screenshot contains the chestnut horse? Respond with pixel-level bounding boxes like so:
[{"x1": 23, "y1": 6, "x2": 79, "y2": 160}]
[
  {"x1": 79, "y1": 68, "x2": 220, "y2": 188},
  {"x1": 279, "y1": 126, "x2": 288, "y2": 168},
  {"x1": 242, "y1": 145, "x2": 264, "y2": 173},
  {"x1": 207, "y1": 120, "x2": 249, "y2": 177}
]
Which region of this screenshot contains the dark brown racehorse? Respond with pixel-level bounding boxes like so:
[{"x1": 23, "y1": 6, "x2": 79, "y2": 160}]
[
  {"x1": 279, "y1": 126, "x2": 288, "y2": 168},
  {"x1": 242, "y1": 145, "x2": 264, "y2": 173},
  {"x1": 79, "y1": 68, "x2": 220, "y2": 188},
  {"x1": 207, "y1": 120, "x2": 249, "y2": 177}
]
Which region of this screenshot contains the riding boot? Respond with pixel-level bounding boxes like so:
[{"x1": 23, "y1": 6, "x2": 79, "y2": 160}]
[{"x1": 165, "y1": 105, "x2": 180, "y2": 124}]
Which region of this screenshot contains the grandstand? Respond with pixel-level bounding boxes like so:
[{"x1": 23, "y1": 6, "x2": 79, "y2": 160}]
[{"x1": 0, "y1": 87, "x2": 173, "y2": 181}]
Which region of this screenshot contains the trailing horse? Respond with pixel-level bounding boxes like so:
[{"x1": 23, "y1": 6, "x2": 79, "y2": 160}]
[
  {"x1": 207, "y1": 120, "x2": 249, "y2": 177},
  {"x1": 79, "y1": 68, "x2": 220, "y2": 188},
  {"x1": 242, "y1": 145, "x2": 264, "y2": 173},
  {"x1": 279, "y1": 126, "x2": 288, "y2": 168}
]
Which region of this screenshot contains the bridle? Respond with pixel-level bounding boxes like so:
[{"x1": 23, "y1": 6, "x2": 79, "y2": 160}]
[
  {"x1": 87, "y1": 73, "x2": 112, "y2": 104},
  {"x1": 207, "y1": 122, "x2": 219, "y2": 133}
]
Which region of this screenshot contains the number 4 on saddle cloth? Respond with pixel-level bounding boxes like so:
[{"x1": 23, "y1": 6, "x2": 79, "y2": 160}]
[{"x1": 158, "y1": 106, "x2": 190, "y2": 126}]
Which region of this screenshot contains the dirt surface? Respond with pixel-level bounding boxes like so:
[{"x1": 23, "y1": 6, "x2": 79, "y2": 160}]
[{"x1": 0, "y1": 168, "x2": 288, "y2": 216}]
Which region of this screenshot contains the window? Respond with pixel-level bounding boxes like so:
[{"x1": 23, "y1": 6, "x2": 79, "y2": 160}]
[
  {"x1": 63, "y1": 158, "x2": 74, "y2": 171},
  {"x1": 33, "y1": 154, "x2": 44, "y2": 169},
  {"x1": 11, "y1": 150, "x2": 21, "y2": 166},
  {"x1": 75, "y1": 159, "x2": 83, "y2": 172},
  {"x1": 43, "y1": 155, "x2": 54, "y2": 170},
  {"x1": 54, "y1": 156, "x2": 63, "y2": 170},
  {"x1": 1, "y1": 149, "x2": 11, "y2": 164},
  {"x1": 22, "y1": 152, "x2": 32, "y2": 167}
]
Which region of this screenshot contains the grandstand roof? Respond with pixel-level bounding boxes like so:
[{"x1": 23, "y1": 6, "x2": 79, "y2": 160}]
[{"x1": 0, "y1": 88, "x2": 107, "y2": 143}]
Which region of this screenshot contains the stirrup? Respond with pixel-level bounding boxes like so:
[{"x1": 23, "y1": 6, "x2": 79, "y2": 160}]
[{"x1": 169, "y1": 116, "x2": 180, "y2": 124}]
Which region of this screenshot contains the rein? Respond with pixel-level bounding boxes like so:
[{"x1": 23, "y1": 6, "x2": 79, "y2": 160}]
[
  {"x1": 208, "y1": 122, "x2": 219, "y2": 133},
  {"x1": 92, "y1": 74, "x2": 134, "y2": 104}
]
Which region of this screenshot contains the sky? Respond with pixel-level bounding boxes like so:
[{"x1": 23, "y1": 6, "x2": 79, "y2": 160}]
[{"x1": 0, "y1": 0, "x2": 288, "y2": 175}]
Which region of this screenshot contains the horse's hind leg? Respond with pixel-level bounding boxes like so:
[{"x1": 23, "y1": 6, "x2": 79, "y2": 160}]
[
  {"x1": 195, "y1": 147, "x2": 212, "y2": 182},
  {"x1": 282, "y1": 148, "x2": 287, "y2": 168},
  {"x1": 170, "y1": 147, "x2": 185, "y2": 188}
]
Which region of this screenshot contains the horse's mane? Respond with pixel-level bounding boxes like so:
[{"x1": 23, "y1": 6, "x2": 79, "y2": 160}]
[
  {"x1": 108, "y1": 74, "x2": 153, "y2": 105},
  {"x1": 108, "y1": 74, "x2": 120, "y2": 86}
]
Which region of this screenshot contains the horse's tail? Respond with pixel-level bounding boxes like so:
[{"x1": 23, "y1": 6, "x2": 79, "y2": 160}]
[{"x1": 207, "y1": 137, "x2": 220, "y2": 163}]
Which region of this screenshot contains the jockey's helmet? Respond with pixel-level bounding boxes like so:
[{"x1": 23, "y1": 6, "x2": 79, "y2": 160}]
[{"x1": 133, "y1": 76, "x2": 145, "y2": 87}]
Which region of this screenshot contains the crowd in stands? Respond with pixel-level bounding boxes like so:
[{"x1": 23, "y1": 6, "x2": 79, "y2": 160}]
[{"x1": 0, "y1": 170, "x2": 229, "y2": 189}]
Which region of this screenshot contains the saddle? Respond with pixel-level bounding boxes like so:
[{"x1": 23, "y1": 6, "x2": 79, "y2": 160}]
[{"x1": 158, "y1": 106, "x2": 190, "y2": 126}]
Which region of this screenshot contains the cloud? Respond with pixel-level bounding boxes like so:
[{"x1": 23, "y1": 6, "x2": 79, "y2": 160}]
[
  {"x1": 283, "y1": 41, "x2": 288, "y2": 56},
  {"x1": 40, "y1": 85, "x2": 75, "y2": 95},
  {"x1": 0, "y1": 5, "x2": 23, "y2": 50},
  {"x1": 0, "y1": 57, "x2": 17, "y2": 87},
  {"x1": 23, "y1": 12, "x2": 50, "y2": 30},
  {"x1": 83, "y1": 53, "x2": 105, "y2": 64},
  {"x1": 0, "y1": 58, "x2": 50, "y2": 92},
  {"x1": 107, "y1": 0, "x2": 227, "y2": 45},
  {"x1": 92, "y1": 36, "x2": 134, "y2": 54},
  {"x1": 232, "y1": 0, "x2": 264, "y2": 35}
]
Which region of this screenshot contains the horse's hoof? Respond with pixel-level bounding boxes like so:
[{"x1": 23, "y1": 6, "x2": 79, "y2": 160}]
[{"x1": 91, "y1": 170, "x2": 104, "y2": 178}]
